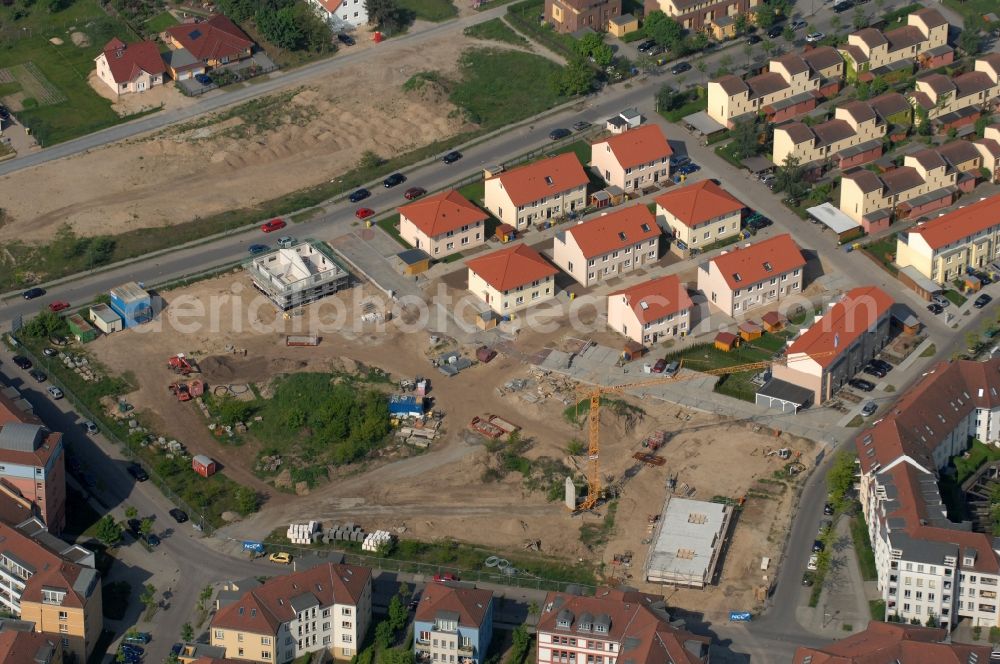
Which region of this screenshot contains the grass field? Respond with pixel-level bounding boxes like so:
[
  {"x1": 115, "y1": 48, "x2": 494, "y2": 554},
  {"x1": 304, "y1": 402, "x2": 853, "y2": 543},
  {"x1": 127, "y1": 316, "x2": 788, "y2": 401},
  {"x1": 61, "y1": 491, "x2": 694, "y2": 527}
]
[
  {"x1": 662, "y1": 336, "x2": 788, "y2": 402},
  {"x1": 145, "y1": 10, "x2": 179, "y2": 32},
  {"x1": 398, "y1": 0, "x2": 458, "y2": 22},
  {"x1": 850, "y1": 514, "x2": 878, "y2": 582},
  {"x1": 463, "y1": 17, "x2": 529, "y2": 46},
  {"x1": 659, "y1": 96, "x2": 708, "y2": 123},
  {"x1": 862, "y1": 234, "x2": 898, "y2": 275}
]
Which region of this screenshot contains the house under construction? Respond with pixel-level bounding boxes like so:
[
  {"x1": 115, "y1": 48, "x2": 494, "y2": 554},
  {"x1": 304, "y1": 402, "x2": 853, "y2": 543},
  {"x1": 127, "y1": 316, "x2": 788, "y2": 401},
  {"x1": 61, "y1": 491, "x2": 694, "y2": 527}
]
[{"x1": 246, "y1": 241, "x2": 352, "y2": 310}]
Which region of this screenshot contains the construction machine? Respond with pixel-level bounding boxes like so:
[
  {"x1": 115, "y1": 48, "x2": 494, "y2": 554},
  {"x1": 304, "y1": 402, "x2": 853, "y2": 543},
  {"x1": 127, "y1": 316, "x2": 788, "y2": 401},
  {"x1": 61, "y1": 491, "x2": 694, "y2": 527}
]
[{"x1": 167, "y1": 354, "x2": 198, "y2": 375}]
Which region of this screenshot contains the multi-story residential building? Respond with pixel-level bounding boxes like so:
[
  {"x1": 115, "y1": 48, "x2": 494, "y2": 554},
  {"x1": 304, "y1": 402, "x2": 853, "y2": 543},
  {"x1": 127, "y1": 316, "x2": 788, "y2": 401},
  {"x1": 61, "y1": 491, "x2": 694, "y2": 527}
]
[
  {"x1": 607, "y1": 274, "x2": 693, "y2": 345},
  {"x1": 552, "y1": 205, "x2": 660, "y2": 287},
  {"x1": 655, "y1": 180, "x2": 745, "y2": 258},
  {"x1": 772, "y1": 100, "x2": 886, "y2": 170},
  {"x1": 0, "y1": 395, "x2": 66, "y2": 534},
  {"x1": 465, "y1": 243, "x2": 558, "y2": 315},
  {"x1": 0, "y1": 620, "x2": 62, "y2": 664},
  {"x1": 793, "y1": 621, "x2": 992, "y2": 662},
  {"x1": 545, "y1": 0, "x2": 621, "y2": 33},
  {"x1": 536, "y1": 587, "x2": 709, "y2": 664},
  {"x1": 210, "y1": 563, "x2": 372, "y2": 663},
  {"x1": 855, "y1": 358, "x2": 1000, "y2": 627},
  {"x1": 399, "y1": 190, "x2": 488, "y2": 258},
  {"x1": 0, "y1": 518, "x2": 102, "y2": 663},
  {"x1": 484, "y1": 153, "x2": 588, "y2": 231},
  {"x1": 589, "y1": 124, "x2": 672, "y2": 192},
  {"x1": 839, "y1": 144, "x2": 976, "y2": 232},
  {"x1": 910, "y1": 55, "x2": 1000, "y2": 131},
  {"x1": 771, "y1": 285, "x2": 893, "y2": 404},
  {"x1": 838, "y1": 8, "x2": 952, "y2": 82},
  {"x1": 895, "y1": 194, "x2": 1000, "y2": 284},
  {"x1": 707, "y1": 47, "x2": 844, "y2": 127},
  {"x1": 642, "y1": 0, "x2": 756, "y2": 34},
  {"x1": 697, "y1": 234, "x2": 805, "y2": 317},
  {"x1": 413, "y1": 584, "x2": 493, "y2": 664},
  {"x1": 868, "y1": 91, "x2": 914, "y2": 129},
  {"x1": 974, "y1": 123, "x2": 1000, "y2": 182}
]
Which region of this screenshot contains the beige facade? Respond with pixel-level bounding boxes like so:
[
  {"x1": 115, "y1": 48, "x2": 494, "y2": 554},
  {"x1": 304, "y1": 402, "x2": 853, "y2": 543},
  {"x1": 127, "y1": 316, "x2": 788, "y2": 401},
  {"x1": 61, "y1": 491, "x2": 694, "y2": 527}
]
[
  {"x1": 589, "y1": 125, "x2": 672, "y2": 192},
  {"x1": 910, "y1": 57, "x2": 1000, "y2": 125},
  {"x1": 551, "y1": 206, "x2": 660, "y2": 287},
  {"x1": 974, "y1": 125, "x2": 1000, "y2": 182},
  {"x1": 399, "y1": 217, "x2": 484, "y2": 257},
  {"x1": 839, "y1": 150, "x2": 957, "y2": 223},
  {"x1": 94, "y1": 52, "x2": 163, "y2": 94},
  {"x1": 839, "y1": 10, "x2": 949, "y2": 78},
  {"x1": 658, "y1": 205, "x2": 740, "y2": 250},
  {"x1": 484, "y1": 181, "x2": 587, "y2": 230},
  {"x1": 773, "y1": 101, "x2": 885, "y2": 166},
  {"x1": 697, "y1": 236, "x2": 805, "y2": 317},
  {"x1": 467, "y1": 269, "x2": 555, "y2": 315},
  {"x1": 607, "y1": 275, "x2": 693, "y2": 345},
  {"x1": 483, "y1": 154, "x2": 589, "y2": 231},
  {"x1": 21, "y1": 589, "x2": 102, "y2": 664},
  {"x1": 896, "y1": 196, "x2": 1000, "y2": 284}
]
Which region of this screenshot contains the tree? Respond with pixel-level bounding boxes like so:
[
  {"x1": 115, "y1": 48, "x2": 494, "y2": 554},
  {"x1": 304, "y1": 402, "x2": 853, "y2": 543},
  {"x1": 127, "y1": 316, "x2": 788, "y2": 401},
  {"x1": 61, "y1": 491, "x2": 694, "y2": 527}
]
[
  {"x1": 731, "y1": 119, "x2": 759, "y2": 159},
  {"x1": 217, "y1": 397, "x2": 257, "y2": 426},
  {"x1": 827, "y1": 451, "x2": 856, "y2": 509},
  {"x1": 388, "y1": 595, "x2": 407, "y2": 633},
  {"x1": 761, "y1": 38, "x2": 776, "y2": 56},
  {"x1": 976, "y1": 114, "x2": 994, "y2": 138},
  {"x1": 734, "y1": 13, "x2": 748, "y2": 36},
  {"x1": 86, "y1": 236, "x2": 116, "y2": 267},
  {"x1": 374, "y1": 621, "x2": 393, "y2": 650},
  {"x1": 125, "y1": 505, "x2": 138, "y2": 520},
  {"x1": 644, "y1": 10, "x2": 684, "y2": 51},
  {"x1": 234, "y1": 486, "x2": 259, "y2": 515},
  {"x1": 782, "y1": 25, "x2": 795, "y2": 43},
  {"x1": 574, "y1": 32, "x2": 604, "y2": 59},
  {"x1": 852, "y1": 6, "x2": 868, "y2": 30},
  {"x1": 380, "y1": 649, "x2": 415, "y2": 664},
  {"x1": 552, "y1": 56, "x2": 595, "y2": 96},
  {"x1": 139, "y1": 518, "x2": 154, "y2": 537},
  {"x1": 773, "y1": 154, "x2": 808, "y2": 203},
  {"x1": 95, "y1": 515, "x2": 123, "y2": 547},
  {"x1": 755, "y1": 3, "x2": 777, "y2": 30},
  {"x1": 180, "y1": 623, "x2": 194, "y2": 642},
  {"x1": 140, "y1": 584, "x2": 157, "y2": 611},
  {"x1": 684, "y1": 31, "x2": 708, "y2": 54},
  {"x1": 256, "y1": 6, "x2": 303, "y2": 50},
  {"x1": 694, "y1": 56, "x2": 707, "y2": 80},
  {"x1": 365, "y1": 0, "x2": 404, "y2": 33},
  {"x1": 959, "y1": 26, "x2": 982, "y2": 56},
  {"x1": 21, "y1": 310, "x2": 69, "y2": 340},
  {"x1": 915, "y1": 104, "x2": 932, "y2": 136},
  {"x1": 397, "y1": 582, "x2": 412, "y2": 601},
  {"x1": 830, "y1": 15, "x2": 842, "y2": 33},
  {"x1": 510, "y1": 625, "x2": 531, "y2": 662}
]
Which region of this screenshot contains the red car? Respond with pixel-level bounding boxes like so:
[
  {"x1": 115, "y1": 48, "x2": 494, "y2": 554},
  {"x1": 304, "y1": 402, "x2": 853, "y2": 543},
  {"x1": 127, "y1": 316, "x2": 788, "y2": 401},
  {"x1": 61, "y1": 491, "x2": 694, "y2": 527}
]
[
  {"x1": 355, "y1": 208, "x2": 375, "y2": 220},
  {"x1": 403, "y1": 187, "x2": 426, "y2": 200},
  {"x1": 48, "y1": 301, "x2": 70, "y2": 313},
  {"x1": 433, "y1": 573, "x2": 459, "y2": 583},
  {"x1": 260, "y1": 218, "x2": 286, "y2": 233}
]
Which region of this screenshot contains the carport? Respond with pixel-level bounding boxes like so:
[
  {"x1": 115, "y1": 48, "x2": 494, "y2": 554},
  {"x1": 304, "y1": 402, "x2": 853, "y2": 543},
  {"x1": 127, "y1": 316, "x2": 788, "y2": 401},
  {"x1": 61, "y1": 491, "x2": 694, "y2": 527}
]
[
  {"x1": 806, "y1": 203, "x2": 862, "y2": 241},
  {"x1": 756, "y1": 378, "x2": 813, "y2": 413},
  {"x1": 683, "y1": 111, "x2": 727, "y2": 138},
  {"x1": 741, "y1": 156, "x2": 774, "y2": 174},
  {"x1": 897, "y1": 265, "x2": 943, "y2": 301}
]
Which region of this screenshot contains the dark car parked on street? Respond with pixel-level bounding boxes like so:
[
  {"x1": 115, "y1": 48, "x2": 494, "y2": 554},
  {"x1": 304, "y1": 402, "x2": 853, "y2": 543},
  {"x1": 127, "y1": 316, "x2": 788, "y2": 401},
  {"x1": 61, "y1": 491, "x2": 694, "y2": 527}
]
[
  {"x1": 548, "y1": 128, "x2": 571, "y2": 140},
  {"x1": 349, "y1": 188, "x2": 370, "y2": 203},
  {"x1": 849, "y1": 378, "x2": 876, "y2": 392},
  {"x1": 975, "y1": 294, "x2": 993, "y2": 309},
  {"x1": 442, "y1": 151, "x2": 462, "y2": 164},
  {"x1": 169, "y1": 508, "x2": 189, "y2": 523},
  {"x1": 383, "y1": 173, "x2": 406, "y2": 188},
  {"x1": 337, "y1": 33, "x2": 355, "y2": 45}
]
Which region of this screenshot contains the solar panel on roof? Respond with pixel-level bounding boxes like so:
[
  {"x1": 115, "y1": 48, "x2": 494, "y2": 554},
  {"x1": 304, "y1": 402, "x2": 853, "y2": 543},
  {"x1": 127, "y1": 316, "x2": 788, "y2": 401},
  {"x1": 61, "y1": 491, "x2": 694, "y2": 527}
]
[{"x1": 189, "y1": 29, "x2": 202, "y2": 39}]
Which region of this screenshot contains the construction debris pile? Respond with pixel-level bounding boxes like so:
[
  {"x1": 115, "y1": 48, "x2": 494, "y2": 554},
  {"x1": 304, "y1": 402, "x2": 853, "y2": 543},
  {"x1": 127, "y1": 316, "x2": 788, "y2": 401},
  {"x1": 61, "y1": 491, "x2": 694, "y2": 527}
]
[
  {"x1": 497, "y1": 369, "x2": 577, "y2": 406},
  {"x1": 60, "y1": 353, "x2": 98, "y2": 382},
  {"x1": 469, "y1": 414, "x2": 520, "y2": 440}
]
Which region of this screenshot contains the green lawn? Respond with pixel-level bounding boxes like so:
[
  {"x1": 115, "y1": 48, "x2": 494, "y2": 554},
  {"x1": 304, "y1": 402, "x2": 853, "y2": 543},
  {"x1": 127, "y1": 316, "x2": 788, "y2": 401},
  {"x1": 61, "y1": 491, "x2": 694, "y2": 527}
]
[
  {"x1": 458, "y1": 180, "x2": 485, "y2": 204},
  {"x1": 662, "y1": 340, "x2": 781, "y2": 402},
  {"x1": 955, "y1": 439, "x2": 1000, "y2": 485},
  {"x1": 398, "y1": 0, "x2": 458, "y2": 22},
  {"x1": 463, "y1": 17, "x2": 529, "y2": 46},
  {"x1": 145, "y1": 10, "x2": 179, "y2": 32},
  {"x1": 659, "y1": 96, "x2": 708, "y2": 123},
  {"x1": 944, "y1": 289, "x2": 968, "y2": 307},
  {"x1": 377, "y1": 214, "x2": 407, "y2": 247},
  {"x1": 0, "y1": 1, "x2": 147, "y2": 146},
  {"x1": 850, "y1": 515, "x2": 878, "y2": 582},
  {"x1": 862, "y1": 234, "x2": 899, "y2": 276},
  {"x1": 942, "y1": 0, "x2": 987, "y2": 25},
  {"x1": 506, "y1": 0, "x2": 578, "y2": 57}
]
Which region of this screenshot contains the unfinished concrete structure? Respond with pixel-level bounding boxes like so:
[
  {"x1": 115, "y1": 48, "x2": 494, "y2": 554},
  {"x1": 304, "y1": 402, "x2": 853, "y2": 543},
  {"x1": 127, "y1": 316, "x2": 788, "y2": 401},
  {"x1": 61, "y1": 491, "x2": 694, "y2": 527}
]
[
  {"x1": 246, "y1": 241, "x2": 351, "y2": 310},
  {"x1": 646, "y1": 497, "x2": 731, "y2": 588}
]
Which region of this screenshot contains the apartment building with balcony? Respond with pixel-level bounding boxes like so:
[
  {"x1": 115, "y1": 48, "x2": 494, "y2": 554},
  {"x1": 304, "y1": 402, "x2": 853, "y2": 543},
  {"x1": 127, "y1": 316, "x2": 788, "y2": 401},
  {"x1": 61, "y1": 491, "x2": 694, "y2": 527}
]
[
  {"x1": 552, "y1": 205, "x2": 660, "y2": 287},
  {"x1": 910, "y1": 55, "x2": 1000, "y2": 132},
  {"x1": 654, "y1": 180, "x2": 745, "y2": 258},
  {"x1": 399, "y1": 190, "x2": 488, "y2": 258},
  {"x1": 772, "y1": 100, "x2": 887, "y2": 170},
  {"x1": 607, "y1": 274, "x2": 693, "y2": 345},
  {"x1": 838, "y1": 8, "x2": 952, "y2": 82},
  {"x1": 589, "y1": 124, "x2": 672, "y2": 193},
  {"x1": 642, "y1": 0, "x2": 757, "y2": 35},
  {"x1": 0, "y1": 518, "x2": 101, "y2": 663},
  {"x1": 484, "y1": 153, "x2": 589, "y2": 231},
  {"x1": 707, "y1": 47, "x2": 844, "y2": 127},
  {"x1": 697, "y1": 233, "x2": 805, "y2": 317},
  {"x1": 839, "y1": 144, "x2": 977, "y2": 232},
  {"x1": 856, "y1": 358, "x2": 1000, "y2": 627},
  {"x1": 895, "y1": 194, "x2": 1000, "y2": 285},
  {"x1": 465, "y1": 243, "x2": 558, "y2": 316},
  {"x1": 413, "y1": 584, "x2": 493, "y2": 664},
  {"x1": 210, "y1": 563, "x2": 372, "y2": 663},
  {"x1": 536, "y1": 587, "x2": 709, "y2": 664},
  {"x1": 771, "y1": 285, "x2": 893, "y2": 404},
  {"x1": 793, "y1": 621, "x2": 992, "y2": 663}
]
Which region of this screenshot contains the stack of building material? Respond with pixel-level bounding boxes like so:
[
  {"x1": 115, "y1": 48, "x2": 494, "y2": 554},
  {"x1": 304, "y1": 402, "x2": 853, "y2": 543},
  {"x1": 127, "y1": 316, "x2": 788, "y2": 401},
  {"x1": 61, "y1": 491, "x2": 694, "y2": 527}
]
[
  {"x1": 323, "y1": 523, "x2": 365, "y2": 544},
  {"x1": 361, "y1": 530, "x2": 395, "y2": 552},
  {"x1": 287, "y1": 521, "x2": 321, "y2": 544}
]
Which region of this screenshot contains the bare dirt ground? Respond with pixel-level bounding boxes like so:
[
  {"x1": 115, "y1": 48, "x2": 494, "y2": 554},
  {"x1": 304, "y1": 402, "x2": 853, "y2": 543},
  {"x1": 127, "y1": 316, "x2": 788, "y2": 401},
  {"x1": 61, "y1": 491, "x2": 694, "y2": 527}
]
[
  {"x1": 0, "y1": 34, "x2": 486, "y2": 243},
  {"x1": 87, "y1": 267, "x2": 816, "y2": 615},
  {"x1": 87, "y1": 71, "x2": 198, "y2": 117}
]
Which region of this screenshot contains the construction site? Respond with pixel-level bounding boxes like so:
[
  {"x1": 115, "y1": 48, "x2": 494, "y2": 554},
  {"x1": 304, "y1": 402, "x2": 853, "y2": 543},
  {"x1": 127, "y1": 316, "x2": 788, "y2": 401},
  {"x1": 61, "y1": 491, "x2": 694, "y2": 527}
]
[{"x1": 84, "y1": 267, "x2": 820, "y2": 619}]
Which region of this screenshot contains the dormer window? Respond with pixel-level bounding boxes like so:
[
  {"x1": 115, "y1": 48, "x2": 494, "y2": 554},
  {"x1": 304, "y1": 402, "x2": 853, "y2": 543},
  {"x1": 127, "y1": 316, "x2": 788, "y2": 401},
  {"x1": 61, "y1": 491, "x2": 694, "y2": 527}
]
[
  {"x1": 618, "y1": 232, "x2": 627, "y2": 241},
  {"x1": 763, "y1": 261, "x2": 772, "y2": 272},
  {"x1": 733, "y1": 273, "x2": 742, "y2": 282},
  {"x1": 545, "y1": 176, "x2": 554, "y2": 186}
]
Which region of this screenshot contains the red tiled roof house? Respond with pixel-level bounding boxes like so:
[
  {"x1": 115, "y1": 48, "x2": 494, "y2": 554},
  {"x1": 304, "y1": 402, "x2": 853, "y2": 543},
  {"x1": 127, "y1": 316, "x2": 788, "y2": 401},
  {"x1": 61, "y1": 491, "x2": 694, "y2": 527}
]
[
  {"x1": 589, "y1": 124, "x2": 672, "y2": 193},
  {"x1": 484, "y1": 153, "x2": 589, "y2": 231},
  {"x1": 697, "y1": 234, "x2": 806, "y2": 317},
  {"x1": 793, "y1": 622, "x2": 992, "y2": 663},
  {"x1": 466, "y1": 243, "x2": 558, "y2": 316},
  {"x1": 398, "y1": 190, "x2": 488, "y2": 258},
  {"x1": 93, "y1": 38, "x2": 167, "y2": 96},
  {"x1": 552, "y1": 205, "x2": 660, "y2": 287},
  {"x1": 607, "y1": 274, "x2": 693, "y2": 345},
  {"x1": 654, "y1": 180, "x2": 745, "y2": 258},
  {"x1": 413, "y1": 584, "x2": 494, "y2": 664},
  {"x1": 165, "y1": 15, "x2": 254, "y2": 69}
]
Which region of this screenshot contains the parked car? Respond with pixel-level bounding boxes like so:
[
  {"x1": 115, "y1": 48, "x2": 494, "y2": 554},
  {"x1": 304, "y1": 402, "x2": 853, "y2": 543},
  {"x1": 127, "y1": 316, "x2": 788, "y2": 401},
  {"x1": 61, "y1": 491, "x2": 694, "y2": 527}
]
[
  {"x1": 355, "y1": 208, "x2": 375, "y2": 220},
  {"x1": 121, "y1": 644, "x2": 144, "y2": 657},
  {"x1": 169, "y1": 508, "x2": 189, "y2": 523},
  {"x1": 433, "y1": 573, "x2": 459, "y2": 582},
  {"x1": 441, "y1": 151, "x2": 462, "y2": 164},
  {"x1": 119, "y1": 648, "x2": 141, "y2": 664},
  {"x1": 84, "y1": 420, "x2": 99, "y2": 434},
  {"x1": 145, "y1": 533, "x2": 160, "y2": 548},
  {"x1": 670, "y1": 155, "x2": 691, "y2": 168},
  {"x1": 746, "y1": 34, "x2": 761, "y2": 45},
  {"x1": 572, "y1": 121, "x2": 592, "y2": 131},
  {"x1": 849, "y1": 378, "x2": 876, "y2": 392},
  {"x1": 823, "y1": 502, "x2": 834, "y2": 516},
  {"x1": 637, "y1": 40, "x2": 657, "y2": 52},
  {"x1": 29, "y1": 369, "x2": 47, "y2": 383},
  {"x1": 927, "y1": 302, "x2": 944, "y2": 315},
  {"x1": 124, "y1": 633, "x2": 151, "y2": 646},
  {"x1": 404, "y1": 187, "x2": 426, "y2": 200},
  {"x1": 664, "y1": 360, "x2": 680, "y2": 376},
  {"x1": 194, "y1": 73, "x2": 212, "y2": 85},
  {"x1": 807, "y1": 554, "x2": 818, "y2": 571},
  {"x1": 870, "y1": 359, "x2": 892, "y2": 373},
  {"x1": 670, "y1": 61, "x2": 691, "y2": 75},
  {"x1": 932, "y1": 294, "x2": 950, "y2": 308},
  {"x1": 277, "y1": 236, "x2": 295, "y2": 249},
  {"x1": 767, "y1": 23, "x2": 784, "y2": 38},
  {"x1": 832, "y1": 0, "x2": 854, "y2": 12},
  {"x1": 248, "y1": 244, "x2": 268, "y2": 255},
  {"x1": 260, "y1": 218, "x2": 286, "y2": 233},
  {"x1": 548, "y1": 128, "x2": 571, "y2": 140},
  {"x1": 22, "y1": 287, "x2": 45, "y2": 300},
  {"x1": 269, "y1": 552, "x2": 293, "y2": 564},
  {"x1": 862, "y1": 401, "x2": 878, "y2": 417},
  {"x1": 12, "y1": 355, "x2": 31, "y2": 370},
  {"x1": 802, "y1": 572, "x2": 814, "y2": 586},
  {"x1": 337, "y1": 32, "x2": 355, "y2": 45},
  {"x1": 43, "y1": 347, "x2": 58, "y2": 357},
  {"x1": 47, "y1": 386, "x2": 64, "y2": 400},
  {"x1": 805, "y1": 32, "x2": 825, "y2": 42},
  {"x1": 127, "y1": 464, "x2": 149, "y2": 482},
  {"x1": 349, "y1": 188, "x2": 371, "y2": 203},
  {"x1": 383, "y1": 173, "x2": 406, "y2": 188},
  {"x1": 812, "y1": 539, "x2": 825, "y2": 552},
  {"x1": 975, "y1": 293, "x2": 993, "y2": 309},
  {"x1": 48, "y1": 300, "x2": 70, "y2": 312},
  {"x1": 677, "y1": 163, "x2": 700, "y2": 175},
  {"x1": 0, "y1": 106, "x2": 10, "y2": 121},
  {"x1": 790, "y1": 18, "x2": 807, "y2": 29},
  {"x1": 863, "y1": 364, "x2": 887, "y2": 378},
  {"x1": 652, "y1": 358, "x2": 667, "y2": 373}
]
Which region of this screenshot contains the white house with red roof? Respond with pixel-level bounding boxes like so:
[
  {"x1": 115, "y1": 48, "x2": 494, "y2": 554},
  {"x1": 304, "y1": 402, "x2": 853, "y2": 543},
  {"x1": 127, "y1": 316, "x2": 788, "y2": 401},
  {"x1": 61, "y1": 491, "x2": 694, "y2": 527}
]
[
  {"x1": 466, "y1": 243, "x2": 558, "y2": 315},
  {"x1": 589, "y1": 124, "x2": 672, "y2": 193},
  {"x1": 697, "y1": 234, "x2": 805, "y2": 317},
  {"x1": 552, "y1": 205, "x2": 660, "y2": 287},
  {"x1": 895, "y1": 194, "x2": 1000, "y2": 285},
  {"x1": 307, "y1": 0, "x2": 368, "y2": 30},
  {"x1": 398, "y1": 190, "x2": 487, "y2": 257},
  {"x1": 484, "y1": 153, "x2": 589, "y2": 231},
  {"x1": 654, "y1": 180, "x2": 745, "y2": 258},
  {"x1": 607, "y1": 274, "x2": 693, "y2": 345},
  {"x1": 771, "y1": 285, "x2": 893, "y2": 403},
  {"x1": 93, "y1": 38, "x2": 167, "y2": 96}
]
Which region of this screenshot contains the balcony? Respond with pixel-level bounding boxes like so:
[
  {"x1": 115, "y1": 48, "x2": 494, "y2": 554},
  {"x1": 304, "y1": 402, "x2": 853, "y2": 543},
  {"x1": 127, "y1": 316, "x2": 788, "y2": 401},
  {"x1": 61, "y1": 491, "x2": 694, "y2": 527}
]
[{"x1": 458, "y1": 644, "x2": 475, "y2": 656}]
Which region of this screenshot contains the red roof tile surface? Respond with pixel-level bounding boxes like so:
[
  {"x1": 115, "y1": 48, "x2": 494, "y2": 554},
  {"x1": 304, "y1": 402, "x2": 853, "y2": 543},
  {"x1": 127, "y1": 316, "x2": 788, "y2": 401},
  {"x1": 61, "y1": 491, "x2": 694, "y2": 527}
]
[
  {"x1": 708, "y1": 234, "x2": 804, "y2": 290},
  {"x1": 166, "y1": 15, "x2": 253, "y2": 63},
  {"x1": 592, "y1": 124, "x2": 672, "y2": 169},
  {"x1": 786, "y1": 286, "x2": 893, "y2": 367},
  {"x1": 792, "y1": 621, "x2": 991, "y2": 664},
  {"x1": 907, "y1": 192, "x2": 1000, "y2": 250},
  {"x1": 466, "y1": 243, "x2": 558, "y2": 292},
  {"x1": 489, "y1": 153, "x2": 589, "y2": 207},
  {"x1": 414, "y1": 584, "x2": 493, "y2": 627},
  {"x1": 655, "y1": 180, "x2": 745, "y2": 228},
  {"x1": 98, "y1": 39, "x2": 166, "y2": 84},
  {"x1": 0, "y1": 629, "x2": 59, "y2": 664},
  {"x1": 610, "y1": 274, "x2": 692, "y2": 324},
  {"x1": 565, "y1": 205, "x2": 659, "y2": 259},
  {"x1": 399, "y1": 190, "x2": 487, "y2": 238}
]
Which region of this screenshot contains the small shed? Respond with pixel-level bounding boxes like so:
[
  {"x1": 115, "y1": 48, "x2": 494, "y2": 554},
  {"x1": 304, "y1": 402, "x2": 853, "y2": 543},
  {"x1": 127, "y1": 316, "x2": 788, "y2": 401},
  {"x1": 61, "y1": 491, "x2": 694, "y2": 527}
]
[
  {"x1": 398, "y1": 248, "x2": 431, "y2": 276},
  {"x1": 109, "y1": 281, "x2": 153, "y2": 328},
  {"x1": 389, "y1": 394, "x2": 424, "y2": 418},
  {"x1": 192, "y1": 454, "x2": 217, "y2": 478},
  {"x1": 495, "y1": 223, "x2": 516, "y2": 243},
  {"x1": 621, "y1": 340, "x2": 646, "y2": 362},
  {"x1": 477, "y1": 310, "x2": 499, "y2": 330},
  {"x1": 891, "y1": 303, "x2": 922, "y2": 336},
  {"x1": 89, "y1": 304, "x2": 123, "y2": 335},
  {"x1": 761, "y1": 311, "x2": 786, "y2": 332},
  {"x1": 608, "y1": 13, "x2": 639, "y2": 37},
  {"x1": 715, "y1": 331, "x2": 740, "y2": 352},
  {"x1": 66, "y1": 314, "x2": 97, "y2": 343},
  {"x1": 738, "y1": 321, "x2": 763, "y2": 342},
  {"x1": 591, "y1": 190, "x2": 613, "y2": 209},
  {"x1": 709, "y1": 14, "x2": 736, "y2": 40},
  {"x1": 963, "y1": 274, "x2": 982, "y2": 293}
]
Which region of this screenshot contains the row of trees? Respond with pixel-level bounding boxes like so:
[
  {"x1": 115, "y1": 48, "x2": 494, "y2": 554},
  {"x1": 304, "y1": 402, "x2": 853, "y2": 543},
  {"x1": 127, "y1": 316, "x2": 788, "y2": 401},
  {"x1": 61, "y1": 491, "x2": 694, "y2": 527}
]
[{"x1": 214, "y1": 0, "x2": 333, "y2": 52}]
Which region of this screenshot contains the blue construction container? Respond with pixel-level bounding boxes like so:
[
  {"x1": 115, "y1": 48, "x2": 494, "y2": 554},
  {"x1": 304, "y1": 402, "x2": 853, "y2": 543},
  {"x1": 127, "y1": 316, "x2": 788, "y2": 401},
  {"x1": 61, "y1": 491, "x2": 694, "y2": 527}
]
[
  {"x1": 388, "y1": 395, "x2": 423, "y2": 418},
  {"x1": 108, "y1": 281, "x2": 153, "y2": 328}
]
